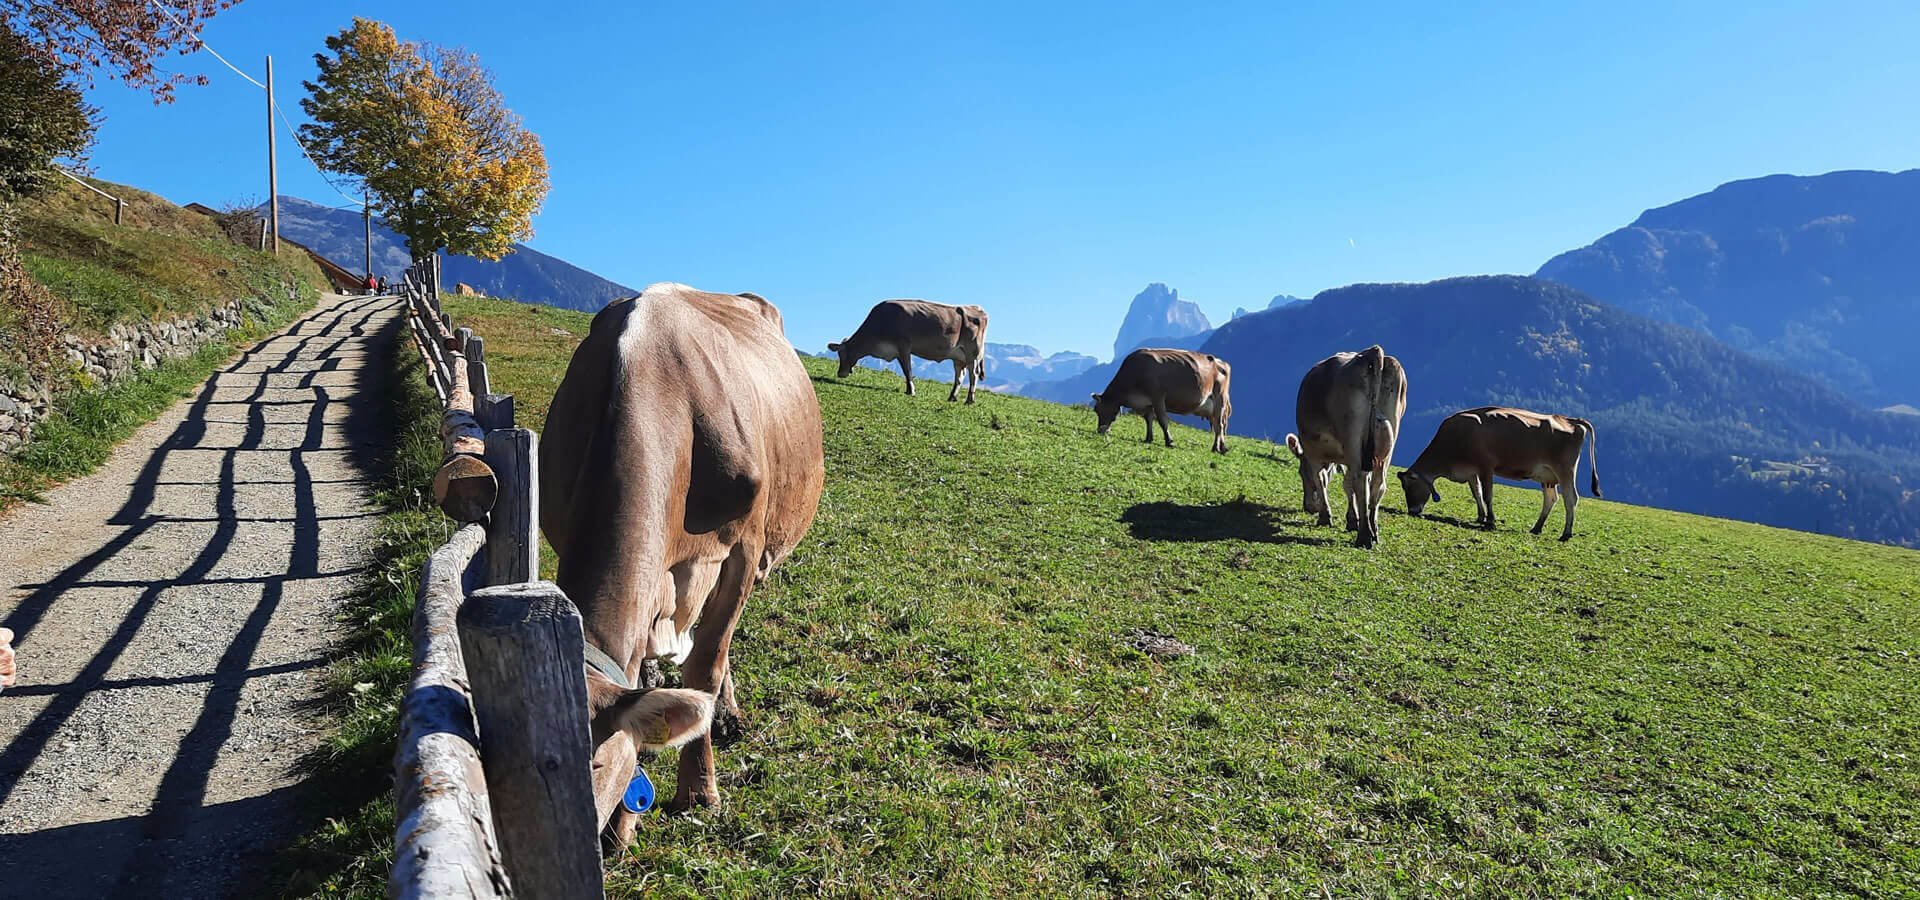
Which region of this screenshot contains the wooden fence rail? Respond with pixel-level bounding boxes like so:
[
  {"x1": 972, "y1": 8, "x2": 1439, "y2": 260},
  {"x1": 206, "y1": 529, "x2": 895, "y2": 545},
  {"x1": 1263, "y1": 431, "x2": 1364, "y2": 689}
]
[{"x1": 389, "y1": 260, "x2": 603, "y2": 899}]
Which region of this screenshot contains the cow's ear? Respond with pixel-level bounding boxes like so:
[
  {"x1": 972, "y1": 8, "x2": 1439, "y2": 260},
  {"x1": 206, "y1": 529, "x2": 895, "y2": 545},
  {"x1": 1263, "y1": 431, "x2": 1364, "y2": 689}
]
[
  {"x1": 594, "y1": 688, "x2": 713, "y2": 751},
  {"x1": 1089, "y1": 393, "x2": 1102, "y2": 405},
  {"x1": 827, "y1": 342, "x2": 842, "y2": 352},
  {"x1": 1428, "y1": 483, "x2": 1441, "y2": 502}
]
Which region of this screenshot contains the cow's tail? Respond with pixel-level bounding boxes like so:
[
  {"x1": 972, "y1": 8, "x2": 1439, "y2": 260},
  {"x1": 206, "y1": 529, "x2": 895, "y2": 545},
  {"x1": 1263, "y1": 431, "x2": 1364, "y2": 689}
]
[
  {"x1": 1359, "y1": 346, "x2": 1385, "y2": 472},
  {"x1": 1573, "y1": 417, "x2": 1602, "y2": 498}
]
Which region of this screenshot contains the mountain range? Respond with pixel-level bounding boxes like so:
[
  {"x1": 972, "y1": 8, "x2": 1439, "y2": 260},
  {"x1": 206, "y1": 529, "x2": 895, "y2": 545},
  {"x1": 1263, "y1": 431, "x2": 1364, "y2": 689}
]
[
  {"x1": 1202, "y1": 276, "x2": 1920, "y2": 545},
  {"x1": 1536, "y1": 169, "x2": 1920, "y2": 409},
  {"x1": 261, "y1": 196, "x2": 635, "y2": 311}
]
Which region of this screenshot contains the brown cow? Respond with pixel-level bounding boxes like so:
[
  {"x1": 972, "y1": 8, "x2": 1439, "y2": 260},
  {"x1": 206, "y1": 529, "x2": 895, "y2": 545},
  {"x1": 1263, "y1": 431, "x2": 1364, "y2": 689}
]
[
  {"x1": 828, "y1": 299, "x2": 989, "y2": 403},
  {"x1": 1283, "y1": 346, "x2": 1408, "y2": 549},
  {"x1": 1090, "y1": 348, "x2": 1232, "y2": 453},
  {"x1": 540, "y1": 283, "x2": 825, "y2": 838},
  {"x1": 1397, "y1": 406, "x2": 1601, "y2": 540}
]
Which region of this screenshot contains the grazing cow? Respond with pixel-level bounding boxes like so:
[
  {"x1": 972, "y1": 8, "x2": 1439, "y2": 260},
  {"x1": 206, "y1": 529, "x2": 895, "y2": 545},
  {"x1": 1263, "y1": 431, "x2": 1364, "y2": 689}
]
[
  {"x1": 828, "y1": 299, "x2": 989, "y2": 403},
  {"x1": 1283, "y1": 346, "x2": 1408, "y2": 549},
  {"x1": 1398, "y1": 407, "x2": 1601, "y2": 540},
  {"x1": 1090, "y1": 348, "x2": 1233, "y2": 453},
  {"x1": 540, "y1": 283, "x2": 825, "y2": 837}
]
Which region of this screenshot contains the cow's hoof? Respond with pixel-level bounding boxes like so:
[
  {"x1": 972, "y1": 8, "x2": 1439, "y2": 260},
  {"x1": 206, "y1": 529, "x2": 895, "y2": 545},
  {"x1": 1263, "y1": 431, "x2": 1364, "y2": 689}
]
[
  {"x1": 1164, "y1": 441, "x2": 1175, "y2": 448},
  {"x1": 1315, "y1": 514, "x2": 1332, "y2": 527},
  {"x1": 666, "y1": 792, "x2": 721, "y2": 814},
  {"x1": 1529, "y1": 525, "x2": 1543, "y2": 535},
  {"x1": 710, "y1": 705, "x2": 747, "y2": 749},
  {"x1": 1559, "y1": 533, "x2": 1573, "y2": 542},
  {"x1": 1480, "y1": 522, "x2": 1497, "y2": 531}
]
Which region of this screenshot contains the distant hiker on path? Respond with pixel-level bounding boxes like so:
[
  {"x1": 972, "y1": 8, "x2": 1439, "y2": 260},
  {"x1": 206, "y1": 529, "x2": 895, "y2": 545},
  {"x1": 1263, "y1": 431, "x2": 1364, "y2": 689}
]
[{"x1": 365, "y1": 273, "x2": 378, "y2": 294}]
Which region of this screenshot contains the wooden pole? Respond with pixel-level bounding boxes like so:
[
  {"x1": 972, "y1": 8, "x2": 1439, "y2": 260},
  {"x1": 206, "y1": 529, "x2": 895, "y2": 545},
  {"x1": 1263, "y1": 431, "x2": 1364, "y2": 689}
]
[
  {"x1": 457, "y1": 582, "x2": 605, "y2": 900},
  {"x1": 484, "y1": 428, "x2": 539, "y2": 586},
  {"x1": 363, "y1": 192, "x2": 373, "y2": 282},
  {"x1": 434, "y1": 350, "x2": 498, "y2": 523},
  {"x1": 266, "y1": 56, "x2": 279, "y2": 255},
  {"x1": 391, "y1": 524, "x2": 511, "y2": 899}
]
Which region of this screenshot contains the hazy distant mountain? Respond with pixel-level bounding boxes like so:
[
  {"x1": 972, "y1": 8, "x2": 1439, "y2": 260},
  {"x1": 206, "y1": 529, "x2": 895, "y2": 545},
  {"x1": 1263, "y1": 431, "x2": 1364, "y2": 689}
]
[
  {"x1": 981, "y1": 343, "x2": 1098, "y2": 391},
  {"x1": 837, "y1": 340, "x2": 1097, "y2": 393},
  {"x1": 1536, "y1": 169, "x2": 1920, "y2": 407},
  {"x1": 265, "y1": 196, "x2": 635, "y2": 311},
  {"x1": 1112, "y1": 283, "x2": 1211, "y2": 360},
  {"x1": 1200, "y1": 275, "x2": 1920, "y2": 546},
  {"x1": 1268, "y1": 293, "x2": 1305, "y2": 309}
]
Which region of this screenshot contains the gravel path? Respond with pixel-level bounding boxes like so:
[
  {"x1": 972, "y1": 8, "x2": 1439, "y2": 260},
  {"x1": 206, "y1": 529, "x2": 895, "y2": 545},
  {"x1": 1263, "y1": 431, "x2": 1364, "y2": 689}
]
[{"x1": 0, "y1": 293, "x2": 401, "y2": 899}]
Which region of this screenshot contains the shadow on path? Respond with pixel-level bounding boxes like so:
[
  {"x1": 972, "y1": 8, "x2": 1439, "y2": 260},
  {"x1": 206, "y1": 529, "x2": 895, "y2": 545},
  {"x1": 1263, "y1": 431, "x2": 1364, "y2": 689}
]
[{"x1": 0, "y1": 294, "x2": 401, "y2": 899}]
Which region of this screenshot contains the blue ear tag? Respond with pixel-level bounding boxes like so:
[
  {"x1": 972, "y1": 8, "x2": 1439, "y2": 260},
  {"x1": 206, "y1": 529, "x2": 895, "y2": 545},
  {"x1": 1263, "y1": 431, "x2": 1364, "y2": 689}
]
[{"x1": 622, "y1": 766, "x2": 655, "y2": 814}]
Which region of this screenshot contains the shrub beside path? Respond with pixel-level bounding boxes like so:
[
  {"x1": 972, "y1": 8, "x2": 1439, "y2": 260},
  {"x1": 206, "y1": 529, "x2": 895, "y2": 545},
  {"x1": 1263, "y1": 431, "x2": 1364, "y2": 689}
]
[{"x1": 0, "y1": 292, "x2": 401, "y2": 898}]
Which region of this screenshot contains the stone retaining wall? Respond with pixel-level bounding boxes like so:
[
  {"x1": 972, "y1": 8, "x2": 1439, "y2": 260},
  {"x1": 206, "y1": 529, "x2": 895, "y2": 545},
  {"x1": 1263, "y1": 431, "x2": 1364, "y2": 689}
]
[{"x1": 0, "y1": 295, "x2": 271, "y2": 455}]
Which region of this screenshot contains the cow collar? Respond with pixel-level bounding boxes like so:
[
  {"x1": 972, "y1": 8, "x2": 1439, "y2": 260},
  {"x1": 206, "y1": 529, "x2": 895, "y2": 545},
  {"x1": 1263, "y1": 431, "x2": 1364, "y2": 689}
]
[{"x1": 582, "y1": 641, "x2": 634, "y2": 690}]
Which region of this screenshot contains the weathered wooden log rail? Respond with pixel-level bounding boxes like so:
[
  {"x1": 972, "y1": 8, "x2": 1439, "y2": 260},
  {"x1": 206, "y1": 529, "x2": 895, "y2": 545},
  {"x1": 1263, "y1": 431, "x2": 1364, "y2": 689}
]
[{"x1": 390, "y1": 260, "x2": 605, "y2": 900}]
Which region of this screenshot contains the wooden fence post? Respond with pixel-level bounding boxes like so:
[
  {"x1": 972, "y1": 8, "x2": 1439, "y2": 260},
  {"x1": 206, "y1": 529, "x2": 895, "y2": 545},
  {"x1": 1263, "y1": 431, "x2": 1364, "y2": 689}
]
[
  {"x1": 466, "y1": 334, "x2": 491, "y2": 399},
  {"x1": 476, "y1": 392, "x2": 514, "y2": 434},
  {"x1": 484, "y1": 427, "x2": 539, "y2": 586},
  {"x1": 457, "y1": 582, "x2": 605, "y2": 900}
]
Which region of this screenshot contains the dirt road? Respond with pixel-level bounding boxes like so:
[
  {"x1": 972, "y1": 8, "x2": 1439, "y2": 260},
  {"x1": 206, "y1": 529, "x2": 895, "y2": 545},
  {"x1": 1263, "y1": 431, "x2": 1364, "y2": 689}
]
[{"x1": 0, "y1": 293, "x2": 400, "y2": 898}]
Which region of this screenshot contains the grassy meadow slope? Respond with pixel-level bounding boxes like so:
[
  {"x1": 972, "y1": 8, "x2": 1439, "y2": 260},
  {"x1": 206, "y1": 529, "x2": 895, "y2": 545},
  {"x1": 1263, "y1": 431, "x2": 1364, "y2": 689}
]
[{"x1": 432, "y1": 297, "x2": 1918, "y2": 897}]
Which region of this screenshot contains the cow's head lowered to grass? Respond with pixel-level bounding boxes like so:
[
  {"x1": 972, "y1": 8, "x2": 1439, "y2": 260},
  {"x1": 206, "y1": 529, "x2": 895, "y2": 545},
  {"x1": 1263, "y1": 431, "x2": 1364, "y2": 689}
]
[
  {"x1": 1285, "y1": 433, "x2": 1334, "y2": 521},
  {"x1": 1397, "y1": 470, "x2": 1442, "y2": 517},
  {"x1": 826, "y1": 340, "x2": 859, "y2": 378},
  {"x1": 1090, "y1": 392, "x2": 1124, "y2": 435}
]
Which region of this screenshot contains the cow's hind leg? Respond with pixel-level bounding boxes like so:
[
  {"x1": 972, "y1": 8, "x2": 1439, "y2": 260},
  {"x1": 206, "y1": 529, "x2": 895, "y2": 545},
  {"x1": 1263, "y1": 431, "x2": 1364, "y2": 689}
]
[
  {"x1": 948, "y1": 359, "x2": 962, "y2": 402},
  {"x1": 1142, "y1": 410, "x2": 1154, "y2": 443},
  {"x1": 1530, "y1": 484, "x2": 1558, "y2": 535},
  {"x1": 965, "y1": 357, "x2": 978, "y2": 404},
  {"x1": 1155, "y1": 400, "x2": 1174, "y2": 447},
  {"x1": 899, "y1": 354, "x2": 915, "y2": 396},
  {"x1": 669, "y1": 545, "x2": 757, "y2": 811},
  {"x1": 1367, "y1": 466, "x2": 1387, "y2": 543},
  {"x1": 1476, "y1": 471, "x2": 1497, "y2": 529},
  {"x1": 1560, "y1": 478, "x2": 1579, "y2": 541}
]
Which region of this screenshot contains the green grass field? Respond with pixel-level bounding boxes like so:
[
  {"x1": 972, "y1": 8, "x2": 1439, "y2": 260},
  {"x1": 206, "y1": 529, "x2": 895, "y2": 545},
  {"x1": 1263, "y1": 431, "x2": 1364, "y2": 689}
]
[{"x1": 326, "y1": 295, "x2": 1919, "y2": 899}]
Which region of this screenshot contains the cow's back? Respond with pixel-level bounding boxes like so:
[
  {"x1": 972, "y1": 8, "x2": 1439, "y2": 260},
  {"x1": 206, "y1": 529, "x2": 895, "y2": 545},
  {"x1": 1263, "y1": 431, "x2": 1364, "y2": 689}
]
[{"x1": 541, "y1": 284, "x2": 824, "y2": 597}]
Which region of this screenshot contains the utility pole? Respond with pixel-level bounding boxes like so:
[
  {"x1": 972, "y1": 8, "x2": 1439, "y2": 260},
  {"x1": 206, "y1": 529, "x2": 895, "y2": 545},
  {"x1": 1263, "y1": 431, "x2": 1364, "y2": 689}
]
[
  {"x1": 266, "y1": 55, "x2": 279, "y2": 255},
  {"x1": 363, "y1": 192, "x2": 373, "y2": 280}
]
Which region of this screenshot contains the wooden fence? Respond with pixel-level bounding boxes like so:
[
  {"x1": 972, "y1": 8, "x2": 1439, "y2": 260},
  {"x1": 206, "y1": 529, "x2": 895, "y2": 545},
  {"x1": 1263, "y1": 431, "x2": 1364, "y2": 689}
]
[{"x1": 389, "y1": 259, "x2": 607, "y2": 899}]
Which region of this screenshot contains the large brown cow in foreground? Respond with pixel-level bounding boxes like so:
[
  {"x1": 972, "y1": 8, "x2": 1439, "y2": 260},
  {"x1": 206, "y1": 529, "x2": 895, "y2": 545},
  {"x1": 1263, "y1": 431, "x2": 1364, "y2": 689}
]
[
  {"x1": 1398, "y1": 406, "x2": 1601, "y2": 540},
  {"x1": 828, "y1": 299, "x2": 989, "y2": 403},
  {"x1": 1284, "y1": 346, "x2": 1408, "y2": 549},
  {"x1": 1091, "y1": 348, "x2": 1233, "y2": 453},
  {"x1": 541, "y1": 283, "x2": 825, "y2": 839}
]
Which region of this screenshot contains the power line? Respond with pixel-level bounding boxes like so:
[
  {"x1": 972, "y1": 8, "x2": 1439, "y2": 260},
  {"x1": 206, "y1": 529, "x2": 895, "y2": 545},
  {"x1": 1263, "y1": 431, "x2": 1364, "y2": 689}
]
[
  {"x1": 149, "y1": 2, "x2": 263, "y2": 88},
  {"x1": 148, "y1": 1, "x2": 367, "y2": 209}
]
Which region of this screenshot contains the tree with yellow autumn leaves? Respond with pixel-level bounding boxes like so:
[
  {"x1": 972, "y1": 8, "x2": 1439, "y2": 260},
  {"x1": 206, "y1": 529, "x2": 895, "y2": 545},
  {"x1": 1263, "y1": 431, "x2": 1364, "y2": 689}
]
[{"x1": 299, "y1": 18, "x2": 548, "y2": 261}]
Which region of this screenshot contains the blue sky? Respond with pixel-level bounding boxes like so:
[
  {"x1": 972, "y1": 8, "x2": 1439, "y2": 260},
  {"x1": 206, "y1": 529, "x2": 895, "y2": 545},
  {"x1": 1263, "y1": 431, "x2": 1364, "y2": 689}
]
[{"x1": 81, "y1": 1, "x2": 1920, "y2": 358}]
